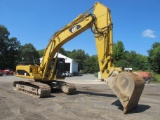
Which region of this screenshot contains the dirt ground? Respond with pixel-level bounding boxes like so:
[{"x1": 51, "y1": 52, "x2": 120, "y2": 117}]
[{"x1": 0, "y1": 74, "x2": 160, "y2": 120}]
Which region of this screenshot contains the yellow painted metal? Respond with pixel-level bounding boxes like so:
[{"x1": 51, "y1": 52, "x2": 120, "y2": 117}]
[
  {"x1": 93, "y1": 2, "x2": 120, "y2": 80},
  {"x1": 39, "y1": 15, "x2": 93, "y2": 80},
  {"x1": 16, "y1": 2, "x2": 117, "y2": 81},
  {"x1": 15, "y1": 2, "x2": 145, "y2": 113},
  {"x1": 16, "y1": 65, "x2": 41, "y2": 79}
]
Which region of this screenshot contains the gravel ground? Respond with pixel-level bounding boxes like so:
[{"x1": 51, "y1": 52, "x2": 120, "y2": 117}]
[{"x1": 0, "y1": 74, "x2": 160, "y2": 120}]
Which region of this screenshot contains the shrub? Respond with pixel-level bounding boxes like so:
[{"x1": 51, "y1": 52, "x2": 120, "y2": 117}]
[{"x1": 151, "y1": 72, "x2": 160, "y2": 82}]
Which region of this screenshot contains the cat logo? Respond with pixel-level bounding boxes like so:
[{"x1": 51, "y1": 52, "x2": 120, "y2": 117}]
[{"x1": 69, "y1": 25, "x2": 81, "y2": 33}]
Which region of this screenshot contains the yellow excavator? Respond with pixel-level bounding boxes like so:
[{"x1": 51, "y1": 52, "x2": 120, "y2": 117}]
[{"x1": 14, "y1": 2, "x2": 144, "y2": 113}]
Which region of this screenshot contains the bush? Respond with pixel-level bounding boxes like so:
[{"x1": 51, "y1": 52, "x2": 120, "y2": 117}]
[
  {"x1": 94, "y1": 72, "x2": 98, "y2": 77},
  {"x1": 79, "y1": 70, "x2": 84, "y2": 74},
  {"x1": 151, "y1": 72, "x2": 160, "y2": 82}
]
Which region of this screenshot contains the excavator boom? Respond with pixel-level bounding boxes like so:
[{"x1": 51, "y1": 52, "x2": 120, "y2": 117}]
[{"x1": 15, "y1": 2, "x2": 144, "y2": 113}]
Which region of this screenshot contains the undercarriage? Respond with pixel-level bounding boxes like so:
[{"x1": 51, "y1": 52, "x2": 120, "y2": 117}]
[{"x1": 13, "y1": 80, "x2": 76, "y2": 98}]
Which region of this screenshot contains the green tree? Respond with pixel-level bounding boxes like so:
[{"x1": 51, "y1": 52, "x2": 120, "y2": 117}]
[
  {"x1": 136, "y1": 54, "x2": 150, "y2": 70},
  {"x1": 0, "y1": 25, "x2": 10, "y2": 69},
  {"x1": 38, "y1": 49, "x2": 45, "y2": 58},
  {"x1": 123, "y1": 50, "x2": 149, "y2": 70},
  {"x1": 6, "y1": 37, "x2": 21, "y2": 69},
  {"x1": 148, "y1": 42, "x2": 160, "y2": 73},
  {"x1": 113, "y1": 40, "x2": 149, "y2": 71},
  {"x1": 113, "y1": 41, "x2": 125, "y2": 61},
  {"x1": 19, "y1": 43, "x2": 39, "y2": 64},
  {"x1": 59, "y1": 47, "x2": 71, "y2": 56},
  {"x1": 115, "y1": 59, "x2": 130, "y2": 69},
  {"x1": 113, "y1": 41, "x2": 128, "y2": 68},
  {"x1": 0, "y1": 25, "x2": 21, "y2": 70},
  {"x1": 84, "y1": 55, "x2": 99, "y2": 73},
  {"x1": 68, "y1": 49, "x2": 89, "y2": 71},
  {"x1": 126, "y1": 51, "x2": 139, "y2": 70},
  {"x1": 38, "y1": 47, "x2": 71, "y2": 58}
]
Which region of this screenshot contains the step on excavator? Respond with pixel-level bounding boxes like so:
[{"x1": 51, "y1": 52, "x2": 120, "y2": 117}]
[{"x1": 14, "y1": 2, "x2": 145, "y2": 113}]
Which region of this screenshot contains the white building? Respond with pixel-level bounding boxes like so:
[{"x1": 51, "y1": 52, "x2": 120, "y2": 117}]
[{"x1": 40, "y1": 53, "x2": 78, "y2": 74}]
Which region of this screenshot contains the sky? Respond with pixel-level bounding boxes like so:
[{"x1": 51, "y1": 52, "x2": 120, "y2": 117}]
[{"x1": 0, "y1": 0, "x2": 159, "y2": 56}]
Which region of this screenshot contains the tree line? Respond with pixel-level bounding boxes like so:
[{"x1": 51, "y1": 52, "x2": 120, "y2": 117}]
[
  {"x1": 113, "y1": 41, "x2": 160, "y2": 73},
  {"x1": 0, "y1": 25, "x2": 39, "y2": 70},
  {"x1": 0, "y1": 25, "x2": 160, "y2": 74}
]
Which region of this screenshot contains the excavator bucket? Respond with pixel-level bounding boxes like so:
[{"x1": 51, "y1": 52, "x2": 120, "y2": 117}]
[{"x1": 106, "y1": 71, "x2": 145, "y2": 113}]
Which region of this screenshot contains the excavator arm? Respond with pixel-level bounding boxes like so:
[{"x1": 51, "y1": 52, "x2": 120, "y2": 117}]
[
  {"x1": 37, "y1": 2, "x2": 120, "y2": 81},
  {"x1": 17, "y1": 2, "x2": 117, "y2": 81},
  {"x1": 39, "y1": 13, "x2": 93, "y2": 80},
  {"x1": 15, "y1": 2, "x2": 144, "y2": 113}
]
